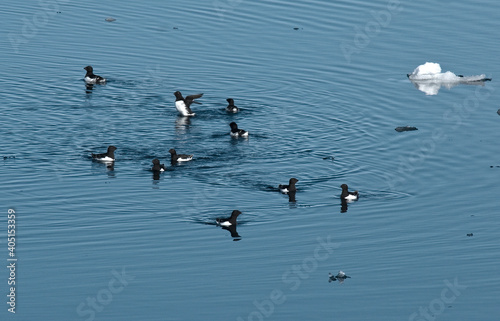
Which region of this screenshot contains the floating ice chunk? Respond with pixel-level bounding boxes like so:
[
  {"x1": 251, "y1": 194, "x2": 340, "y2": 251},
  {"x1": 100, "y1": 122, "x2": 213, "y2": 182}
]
[
  {"x1": 411, "y1": 62, "x2": 441, "y2": 76},
  {"x1": 407, "y1": 62, "x2": 491, "y2": 95}
]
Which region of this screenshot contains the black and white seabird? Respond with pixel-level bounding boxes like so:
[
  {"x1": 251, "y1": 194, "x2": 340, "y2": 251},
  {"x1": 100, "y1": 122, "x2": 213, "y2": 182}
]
[
  {"x1": 216, "y1": 210, "x2": 242, "y2": 227},
  {"x1": 84, "y1": 66, "x2": 106, "y2": 84},
  {"x1": 279, "y1": 178, "x2": 299, "y2": 193},
  {"x1": 329, "y1": 271, "x2": 351, "y2": 282},
  {"x1": 340, "y1": 184, "x2": 358, "y2": 201},
  {"x1": 151, "y1": 159, "x2": 166, "y2": 172},
  {"x1": 226, "y1": 98, "x2": 239, "y2": 113},
  {"x1": 91, "y1": 145, "x2": 116, "y2": 162},
  {"x1": 169, "y1": 149, "x2": 193, "y2": 163},
  {"x1": 174, "y1": 91, "x2": 203, "y2": 116},
  {"x1": 229, "y1": 122, "x2": 249, "y2": 137}
]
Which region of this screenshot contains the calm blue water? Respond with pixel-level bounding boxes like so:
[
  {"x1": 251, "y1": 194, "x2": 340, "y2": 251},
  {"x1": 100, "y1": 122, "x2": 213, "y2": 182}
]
[{"x1": 1, "y1": 0, "x2": 500, "y2": 320}]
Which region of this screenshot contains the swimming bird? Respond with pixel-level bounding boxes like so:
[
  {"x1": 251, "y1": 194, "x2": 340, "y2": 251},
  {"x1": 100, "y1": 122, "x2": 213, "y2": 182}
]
[
  {"x1": 226, "y1": 98, "x2": 239, "y2": 113},
  {"x1": 336, "y1": 270, "x2": 350, "y2": 279},
  {"x1": 91, "y1": 145, "x2": 116, "y2": 162},
  {"x1": 151, "y1": 159, "x2": 166, "y2": 172},
  {"x1": 229, "y1": 122, "x2": 249, "y2": 137},
  {"x1": 329, "y1": 271, "x2": 351, "y2": 282},
  {"x1": 340, "y1": 184, "x2": 358, "y2": 201},
  {"x1": 84, "y1": 66, "x2": 106, "y2": 84},
  {"x1": 169, "y1": 148, "x2": 193, "y2": 163},
  {"x1": 279, "y1": 178, "x2": 299, "y2": 193},
  {"x1": 174, "y1": 91, "x2": 203, "y2": 116},
  {"x1": 216, "y1": 210, "x2": 242, "y2": 227}
]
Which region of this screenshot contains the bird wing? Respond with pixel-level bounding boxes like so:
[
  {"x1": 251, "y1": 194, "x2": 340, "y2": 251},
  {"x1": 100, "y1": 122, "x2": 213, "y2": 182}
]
[
  {"x1": 92, "y1": 152, "x2": 106, "y2": 159},
  {"x1": 223, "y1": 225, "x2": 240, "y2": 238},
  {"x1": 178, "y1": 154, "x2": 193, "y2": 159},
  {"x1": 184, "y1": 93, "x2": 203, "y2": 107}
]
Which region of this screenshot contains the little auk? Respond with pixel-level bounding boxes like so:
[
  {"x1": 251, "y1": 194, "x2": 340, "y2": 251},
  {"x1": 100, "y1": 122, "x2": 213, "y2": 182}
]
[
  {"x1": 174, "y1": 91, "x2": 203, "y2": 116},
  {"x1": 84, "y1": 66, "x2": 106, "y2": 84},
  {"x1": 216, "y1": 210, "x2": 242, "y2": 227},
  {"x1": 91, "y1": 145, "x2": 116, "y2": 162},
  {"x1": 340, "y1": 184, "x2": 358, "y2": 201},
  {"x1": 279, "y1": 178, "x2": 299, "y2": 193},
  {"x1": 226, "y1": 98, "x2": 239, "y2": 113},
  {"x1": 151, "y1": 159, "x2": 166, "y2": 172},
  {"x1": 169, "y1": 148, "x2": 193, "y2": 163},
  {"x1": 229, "y1": 122, "x2": 249, "y2": 137}
]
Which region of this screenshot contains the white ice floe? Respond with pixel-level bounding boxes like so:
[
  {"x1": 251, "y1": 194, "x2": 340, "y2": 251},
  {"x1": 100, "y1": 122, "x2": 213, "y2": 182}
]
[{"x1": 407, "y1": 62, "x2": 490, "y2": 95}]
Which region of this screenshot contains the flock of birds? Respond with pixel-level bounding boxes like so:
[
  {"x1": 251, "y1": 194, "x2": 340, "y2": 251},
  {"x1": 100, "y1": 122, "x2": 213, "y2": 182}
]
[{"x1": 85, "y1": 65, "x2": 354, "y2": 282}]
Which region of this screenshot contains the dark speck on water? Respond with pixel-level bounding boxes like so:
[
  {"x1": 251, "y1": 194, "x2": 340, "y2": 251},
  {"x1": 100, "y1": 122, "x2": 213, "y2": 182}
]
[
  {"x1": 105, "y1": 17, "x2": 116, "y2": 22},
  {"x1": 395, "y1": 126, "x2": 418, "y2": 132},
  {"x1": 497, "y1": 109, "x2": 500, "y2": 115}
]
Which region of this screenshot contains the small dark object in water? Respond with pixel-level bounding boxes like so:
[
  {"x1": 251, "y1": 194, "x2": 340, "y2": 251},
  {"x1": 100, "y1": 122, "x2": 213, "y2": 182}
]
[
  {"x1": 173, "y1": 27, "x2": 178, "y2": 30},
  {"x1": 467, "y1": 233, "x2": 473, "y2": 237},
  {"x1": 395, "y1": 126, "x2": 418, "y2": 132},
  {"x1": 329, "y1": 271, "x2": 351, "y2": 283},
  {"x1": 105, "y1": 17, "x2": 116, "y2": 22},
  {"x1": 3, "y1": 156, "x2": 15, "y2": 160},
  {"x1": 497, "y1": 109, "x2": 500, "y2": 115},
  {"x1": 293, "y1": 27, "x2": 299, "y2": 30}
]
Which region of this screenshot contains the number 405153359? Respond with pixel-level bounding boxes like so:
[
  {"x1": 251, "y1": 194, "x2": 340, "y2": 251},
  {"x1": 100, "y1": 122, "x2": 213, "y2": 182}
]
[{"x1": 8, "y1": 208, "x2": 16, "y2": 256}]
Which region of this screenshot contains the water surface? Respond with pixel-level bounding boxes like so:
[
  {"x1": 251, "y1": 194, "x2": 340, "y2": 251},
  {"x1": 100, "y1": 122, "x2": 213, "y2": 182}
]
[{"x1": 1, "y1": 0, "x2": 500, "y2": 320}]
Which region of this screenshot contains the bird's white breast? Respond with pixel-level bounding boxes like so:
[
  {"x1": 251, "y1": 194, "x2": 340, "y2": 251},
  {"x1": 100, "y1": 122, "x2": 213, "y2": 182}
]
[
  {"x1": 97, "y1": 156, "x2": 114, "y2": 162},
  {"x1": 344, "y1": 194, "x2": 358, "y2": 201},
  {"x1": 85, "y1": 76, "x2": 97, "y2": 84},
  {"x1": 175, "y1": 101, "x2": 194, "y2": 116}
]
